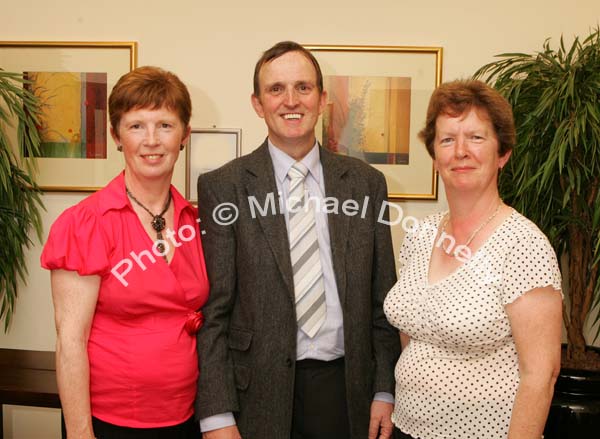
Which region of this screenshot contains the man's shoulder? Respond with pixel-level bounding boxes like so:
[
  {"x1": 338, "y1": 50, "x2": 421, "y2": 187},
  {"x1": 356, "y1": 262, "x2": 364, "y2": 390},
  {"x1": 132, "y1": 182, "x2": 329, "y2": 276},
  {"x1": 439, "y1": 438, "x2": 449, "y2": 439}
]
[
  {"x1": 199, "y1": 155, "x2": 243, "y2": 183},
  {"x1": 322, "y1": 148, "x2": 385, "y2": 181},
  {"x1": 199, "y1": 142, "x2": 267, "y2": 185}
]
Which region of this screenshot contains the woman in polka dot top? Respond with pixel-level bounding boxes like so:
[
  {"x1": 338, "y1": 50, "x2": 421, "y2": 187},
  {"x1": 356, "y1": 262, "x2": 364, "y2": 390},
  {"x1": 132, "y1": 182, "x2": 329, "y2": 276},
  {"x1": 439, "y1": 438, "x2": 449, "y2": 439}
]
[{"x1": 384, "y1": 79, "x2": 562, "y2": 439}]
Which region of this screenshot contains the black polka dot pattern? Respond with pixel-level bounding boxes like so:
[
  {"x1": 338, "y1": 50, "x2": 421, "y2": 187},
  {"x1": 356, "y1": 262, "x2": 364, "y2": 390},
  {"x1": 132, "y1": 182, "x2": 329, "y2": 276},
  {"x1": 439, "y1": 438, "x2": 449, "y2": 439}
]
[{"x1": 383, "y1": 210, "x2": 562, "y2": 439}]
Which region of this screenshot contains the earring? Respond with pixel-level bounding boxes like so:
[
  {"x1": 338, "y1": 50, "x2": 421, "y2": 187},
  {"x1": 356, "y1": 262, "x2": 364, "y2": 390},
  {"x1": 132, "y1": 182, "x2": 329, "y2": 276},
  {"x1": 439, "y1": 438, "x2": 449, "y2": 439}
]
[
  {"x1": 180, "y1": 144, "x2": 185, "y2": 151},
  {"x1": 117, "y1": 145, "x2": 123, "y2": 152}
]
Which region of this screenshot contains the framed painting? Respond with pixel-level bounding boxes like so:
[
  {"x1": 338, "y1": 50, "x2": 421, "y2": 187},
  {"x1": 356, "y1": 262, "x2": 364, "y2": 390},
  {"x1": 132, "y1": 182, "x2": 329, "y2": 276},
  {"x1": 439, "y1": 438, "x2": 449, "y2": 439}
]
[
  {"x1": 304, "y1": 44, "x2": 443, "y2": 200},
  {"x1": 0, "y1": 41, "x2": 137, "y2": 191},
  {"x1": 185, "y1": 128, "x2": 242, "y2": 203}
]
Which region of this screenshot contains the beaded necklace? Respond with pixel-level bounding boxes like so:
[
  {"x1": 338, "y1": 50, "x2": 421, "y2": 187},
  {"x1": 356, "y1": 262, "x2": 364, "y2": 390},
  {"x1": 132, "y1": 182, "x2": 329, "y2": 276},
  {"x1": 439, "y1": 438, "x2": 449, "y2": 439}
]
[{"x1": 126, "y1": 187, "x2": 172, "y2": 262}]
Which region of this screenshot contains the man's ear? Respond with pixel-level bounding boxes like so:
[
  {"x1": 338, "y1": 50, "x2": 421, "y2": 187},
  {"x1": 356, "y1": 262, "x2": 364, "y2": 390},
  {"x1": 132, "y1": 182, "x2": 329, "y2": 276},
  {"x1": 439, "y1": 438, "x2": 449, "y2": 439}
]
[
  {"x1": 318, "y1": 90, "x2": 328, "y2": 115},
  {"x1": 251, "y1": 94, "x2": 265, "y2": 119}
]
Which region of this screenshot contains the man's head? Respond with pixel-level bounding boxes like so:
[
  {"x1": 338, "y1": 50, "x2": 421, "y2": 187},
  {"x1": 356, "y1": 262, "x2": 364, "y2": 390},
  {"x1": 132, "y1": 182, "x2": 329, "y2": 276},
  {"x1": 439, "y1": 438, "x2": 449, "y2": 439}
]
[
  {"x1": 253, "y1": 41, "x2": 324, "y2": 97},
  {"x1": 251, "y1": 41, "x2": 327, "y2": 157}
]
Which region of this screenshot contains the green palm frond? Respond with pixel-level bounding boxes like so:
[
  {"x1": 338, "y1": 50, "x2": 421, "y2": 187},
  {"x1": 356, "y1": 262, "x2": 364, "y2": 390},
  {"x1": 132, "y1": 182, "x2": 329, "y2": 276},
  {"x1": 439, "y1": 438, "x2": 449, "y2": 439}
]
[
  {"x1": 474, "y1": 27, "x2": 600, "y2": 361},
  {"x1": 0, "y1": 69, "x2": 44, "y2": 331}
]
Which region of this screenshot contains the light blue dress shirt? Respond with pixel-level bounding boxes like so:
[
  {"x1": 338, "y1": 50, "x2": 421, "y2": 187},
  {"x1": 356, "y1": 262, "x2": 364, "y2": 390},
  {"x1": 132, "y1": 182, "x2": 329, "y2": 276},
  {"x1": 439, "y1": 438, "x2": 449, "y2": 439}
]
[{"x1": 269, "y1": 141, "x2": 345, "y2": 361}]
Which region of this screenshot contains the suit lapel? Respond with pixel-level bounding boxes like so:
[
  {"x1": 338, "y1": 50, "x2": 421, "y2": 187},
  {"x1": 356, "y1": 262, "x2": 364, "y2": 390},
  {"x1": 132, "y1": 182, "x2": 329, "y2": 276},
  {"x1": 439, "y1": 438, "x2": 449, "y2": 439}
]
[
  {"x1": 243, "y1": 142, "x2": 295, "y2": 300},
  {"x1": 320, "y1": 146, "x2": 351, "y2": 306}
]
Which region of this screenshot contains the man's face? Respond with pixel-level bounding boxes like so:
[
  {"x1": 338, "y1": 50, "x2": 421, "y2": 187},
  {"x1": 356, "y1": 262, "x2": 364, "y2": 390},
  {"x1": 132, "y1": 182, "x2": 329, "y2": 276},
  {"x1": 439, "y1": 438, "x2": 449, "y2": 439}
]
[{"x1": 251, "y1": 51, "x2": 327, "y2": 156}]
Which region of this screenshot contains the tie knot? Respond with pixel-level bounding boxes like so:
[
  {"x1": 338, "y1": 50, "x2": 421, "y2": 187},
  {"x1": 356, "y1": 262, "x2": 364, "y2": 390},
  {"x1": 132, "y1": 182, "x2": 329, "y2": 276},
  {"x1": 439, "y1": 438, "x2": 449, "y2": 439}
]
[{"x1": 288, "y1": 162, "x2": 309, "y2": 180}]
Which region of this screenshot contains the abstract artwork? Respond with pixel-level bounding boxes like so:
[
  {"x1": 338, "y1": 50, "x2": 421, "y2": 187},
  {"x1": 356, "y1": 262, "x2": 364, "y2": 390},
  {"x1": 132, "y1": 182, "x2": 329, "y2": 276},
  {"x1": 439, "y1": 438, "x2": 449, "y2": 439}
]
[
  {"x1": 1, "y1": 41, "x2": 136, "y2": 190},
  {"x1": 322, "y1": 75, "x2": 411, "y2": 165},
  {"x1": 24, "y1": 71, "x2": 107, "y2": 158},
  {"x1": 307, "y1": 44, "x2": 442, "y2": 199}
]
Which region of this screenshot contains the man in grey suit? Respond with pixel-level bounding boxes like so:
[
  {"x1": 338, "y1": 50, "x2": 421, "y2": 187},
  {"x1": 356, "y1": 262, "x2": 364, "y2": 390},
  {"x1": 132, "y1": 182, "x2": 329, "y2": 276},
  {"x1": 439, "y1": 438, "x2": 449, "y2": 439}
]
[{"x1": 196, "y1": 41, "x2": 400, "y2": 439}]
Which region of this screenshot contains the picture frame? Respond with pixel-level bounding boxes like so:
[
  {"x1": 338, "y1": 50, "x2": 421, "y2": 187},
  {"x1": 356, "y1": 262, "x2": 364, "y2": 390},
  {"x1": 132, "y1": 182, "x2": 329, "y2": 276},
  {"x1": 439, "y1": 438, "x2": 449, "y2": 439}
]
[
  {"x1": 304, "y1": 44, "x2": 443, "y2": 200},
  {"x1": 0, "y1": 41, "x2": 137, "y2": 191},
  {"x1": 186, "y1": 128, "x2": 242, "y2": 203}
]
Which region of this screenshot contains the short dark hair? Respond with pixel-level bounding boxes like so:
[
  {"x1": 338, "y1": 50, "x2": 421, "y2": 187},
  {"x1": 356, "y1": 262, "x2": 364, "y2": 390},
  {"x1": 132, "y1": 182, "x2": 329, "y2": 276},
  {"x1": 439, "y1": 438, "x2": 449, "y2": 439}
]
[
  {"x1": 109, "y1": 66, "x2": 191, "y2": 133},
  {"x1": 418, "y1": 79, "x2": 516, "y2": 158},
  {"x1": 253, "y1": 41, "x2": 323, "y2": 96}
]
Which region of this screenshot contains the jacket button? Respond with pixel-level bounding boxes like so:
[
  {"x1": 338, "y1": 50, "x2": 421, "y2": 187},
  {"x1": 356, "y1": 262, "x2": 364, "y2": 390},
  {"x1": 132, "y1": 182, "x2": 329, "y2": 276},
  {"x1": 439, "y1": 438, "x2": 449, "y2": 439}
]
[{"x1": 285, "y1": 358, "x2": 293, "y2": 368}]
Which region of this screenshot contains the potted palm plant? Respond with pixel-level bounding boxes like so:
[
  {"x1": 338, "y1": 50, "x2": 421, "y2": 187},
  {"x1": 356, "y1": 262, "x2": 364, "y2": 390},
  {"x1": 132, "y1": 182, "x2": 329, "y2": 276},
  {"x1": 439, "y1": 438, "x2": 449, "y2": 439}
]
[
  {"x1": 474, "y1": 27, "x2": 600, "y2": 371},
  {"x1": 474, "y1": 27, "x2": 600, "y2": 437},
  {"x1": 0, "y1": 69, "x2": 44, "y2": 331}
]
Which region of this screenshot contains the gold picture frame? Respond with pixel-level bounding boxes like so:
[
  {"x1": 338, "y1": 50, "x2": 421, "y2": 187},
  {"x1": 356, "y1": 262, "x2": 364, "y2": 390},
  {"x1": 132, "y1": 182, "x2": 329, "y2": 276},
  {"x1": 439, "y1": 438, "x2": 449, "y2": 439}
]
[
  {"x1": 0, "y1": 41, "x2": 137, "y2": 191},
  {"x1": 304, "y1": 44, "x2": 442, "y2": 200}
]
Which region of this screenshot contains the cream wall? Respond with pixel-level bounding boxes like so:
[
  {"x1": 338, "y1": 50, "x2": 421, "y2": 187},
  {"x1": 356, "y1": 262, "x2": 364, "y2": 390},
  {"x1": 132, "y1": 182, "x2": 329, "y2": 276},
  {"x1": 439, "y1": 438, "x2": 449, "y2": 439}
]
[{"x1": 2, "y1": 0, "x2": 599, "y2": 437}]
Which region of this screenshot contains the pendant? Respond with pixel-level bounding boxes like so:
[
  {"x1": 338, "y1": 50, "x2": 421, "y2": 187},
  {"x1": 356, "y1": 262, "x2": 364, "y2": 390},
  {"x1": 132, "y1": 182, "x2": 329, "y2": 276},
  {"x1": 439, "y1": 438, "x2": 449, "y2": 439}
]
[{"x1": 151, "y1": 215, "x2": 166, "y2": 232}]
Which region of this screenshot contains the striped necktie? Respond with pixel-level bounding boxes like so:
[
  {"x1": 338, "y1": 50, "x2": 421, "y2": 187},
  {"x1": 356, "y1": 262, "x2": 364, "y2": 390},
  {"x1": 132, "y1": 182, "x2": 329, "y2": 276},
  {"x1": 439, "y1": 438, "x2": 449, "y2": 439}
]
[{"x1": 287, "y1": 162, "x2": 326, "y2": 338}]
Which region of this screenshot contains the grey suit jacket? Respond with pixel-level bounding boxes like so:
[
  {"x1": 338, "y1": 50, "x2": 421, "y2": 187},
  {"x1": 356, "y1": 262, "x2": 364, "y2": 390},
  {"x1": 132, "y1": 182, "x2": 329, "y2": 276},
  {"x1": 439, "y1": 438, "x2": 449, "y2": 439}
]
[{"x1": 195, "y1": 140, "x2": 400, "y2": 439}]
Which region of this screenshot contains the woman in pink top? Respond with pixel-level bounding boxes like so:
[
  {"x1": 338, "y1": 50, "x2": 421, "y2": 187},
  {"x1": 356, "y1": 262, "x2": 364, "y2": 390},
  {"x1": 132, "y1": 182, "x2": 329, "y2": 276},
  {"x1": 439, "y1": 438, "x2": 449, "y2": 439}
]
[{"x1": 41, "y1": 66, "x2": 209, "y2": 439}]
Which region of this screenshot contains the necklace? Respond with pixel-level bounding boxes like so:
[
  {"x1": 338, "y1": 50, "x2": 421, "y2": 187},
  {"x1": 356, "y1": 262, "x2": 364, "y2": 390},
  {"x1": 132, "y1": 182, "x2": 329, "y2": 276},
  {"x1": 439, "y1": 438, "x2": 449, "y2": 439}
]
[
  {"x1": 126, "y1": 187, "x2": 172, "y2": 262},
  {"x1": 440, "y1": 201, "x2": 503, "y2": 255}
]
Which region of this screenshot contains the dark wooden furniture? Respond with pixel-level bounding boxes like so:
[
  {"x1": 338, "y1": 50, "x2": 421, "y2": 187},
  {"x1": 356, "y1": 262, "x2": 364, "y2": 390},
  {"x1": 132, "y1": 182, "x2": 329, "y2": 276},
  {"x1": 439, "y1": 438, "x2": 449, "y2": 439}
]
[{"x1": 0, "y1": 348, "x2": 62, "y2": 439}]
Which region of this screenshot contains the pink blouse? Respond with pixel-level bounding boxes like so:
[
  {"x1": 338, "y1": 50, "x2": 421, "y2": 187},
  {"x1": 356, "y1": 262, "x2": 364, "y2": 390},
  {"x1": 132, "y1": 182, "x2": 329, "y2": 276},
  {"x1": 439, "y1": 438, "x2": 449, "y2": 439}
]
[{"x1": 41, "y1": 172, "x2": 209, "y2": 428}]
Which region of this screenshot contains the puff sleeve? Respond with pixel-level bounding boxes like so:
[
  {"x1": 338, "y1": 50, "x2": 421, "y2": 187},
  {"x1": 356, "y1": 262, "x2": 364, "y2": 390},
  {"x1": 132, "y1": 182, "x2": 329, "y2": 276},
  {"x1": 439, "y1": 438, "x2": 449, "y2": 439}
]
[
  {"x1": 501, "y1": 229, "x2": 562, "y2": 305},
  {"x1": 41, "y1": 203, "x2": 110, "y2": 276}
]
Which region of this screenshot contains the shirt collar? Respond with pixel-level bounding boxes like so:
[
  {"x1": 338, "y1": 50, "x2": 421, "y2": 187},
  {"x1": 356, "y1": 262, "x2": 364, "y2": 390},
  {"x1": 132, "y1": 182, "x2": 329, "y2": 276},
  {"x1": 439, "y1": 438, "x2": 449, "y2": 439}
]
[
  {"x1": 97, "y1": 171, "x2": 196, "y2": 217},
  {"x1": 267, "y1": 139, "x2": 321, "y2": 185}
]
